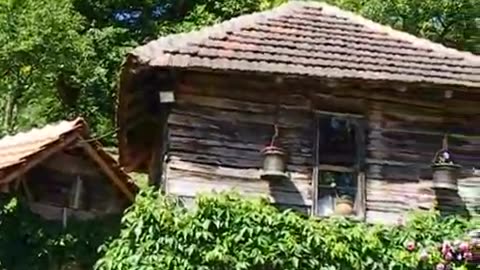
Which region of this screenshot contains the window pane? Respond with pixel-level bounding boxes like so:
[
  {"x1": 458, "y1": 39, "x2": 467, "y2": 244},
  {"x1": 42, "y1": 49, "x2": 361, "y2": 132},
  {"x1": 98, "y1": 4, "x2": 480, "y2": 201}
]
[
  {"x1": 317, "y1": 171, "x2": 357, "y2": 216},
  {"x1": 317, "y1": 117, "x2": 357, "y2": 166}
]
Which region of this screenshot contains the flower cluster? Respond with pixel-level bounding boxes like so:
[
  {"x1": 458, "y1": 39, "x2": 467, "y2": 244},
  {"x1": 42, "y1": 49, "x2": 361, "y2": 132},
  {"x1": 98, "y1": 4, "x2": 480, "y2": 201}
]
[
  {"x1": 406, "y1": 239, "x2": 478, "y2": 270},
  {"x1": 436, "y1": 240, "x2": 474, "y2": 269}
]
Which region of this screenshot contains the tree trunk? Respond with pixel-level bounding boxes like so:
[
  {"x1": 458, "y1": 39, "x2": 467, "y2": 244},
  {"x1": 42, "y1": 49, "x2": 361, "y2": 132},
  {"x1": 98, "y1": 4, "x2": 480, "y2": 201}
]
[{"x1": 3, "y1": 92, "x2": 15, "y2": 132}]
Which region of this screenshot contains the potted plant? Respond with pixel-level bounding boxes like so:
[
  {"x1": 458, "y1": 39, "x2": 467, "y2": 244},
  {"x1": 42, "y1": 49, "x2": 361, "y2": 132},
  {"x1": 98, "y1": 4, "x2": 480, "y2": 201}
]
[
  {"x1": 431, "y1": 136, "x2": 461, "y2": 191},
  {"x1": 335, "y1": 194, "x2": 354, "y2": 216},
  {"x1": 468, "y1": 230, "x2": 480, "y2": 264},
  {"x1": 260, "y1": 125, "x2": 288, "y2": 180}
]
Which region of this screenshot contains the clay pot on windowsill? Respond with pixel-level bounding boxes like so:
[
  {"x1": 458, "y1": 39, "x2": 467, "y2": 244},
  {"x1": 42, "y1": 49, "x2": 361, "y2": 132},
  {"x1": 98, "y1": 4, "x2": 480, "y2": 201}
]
[
  {"x1": 335, "y1": 195, "x2": 354, "y2": 216},
  {"x1": 260, "y1": 146, "x2": 288, "y2": 180},
  {"x1": 431, "y1": 162, "x2": 461, "y2": 191}
]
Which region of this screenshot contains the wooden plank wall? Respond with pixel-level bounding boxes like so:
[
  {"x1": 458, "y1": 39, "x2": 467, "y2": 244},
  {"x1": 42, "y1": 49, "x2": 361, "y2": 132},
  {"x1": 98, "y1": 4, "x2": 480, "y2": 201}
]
[
  {"x1": 366, "y1": 101, "x2": 480, "y2": 223},
  {"x1": 163, "y1": 72, "x2": 480, "y2": 221},
  {"x1": 24, "y1": 150, "x2": 128, "y2": 218},
  {"x1": 165, "y1": 74, "x2": 315, "y2": 212}
]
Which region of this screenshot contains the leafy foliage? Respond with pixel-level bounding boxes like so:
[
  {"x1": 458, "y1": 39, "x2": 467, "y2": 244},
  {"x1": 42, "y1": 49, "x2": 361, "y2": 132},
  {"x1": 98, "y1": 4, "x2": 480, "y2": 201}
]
[
  {"x1": 96, "y1": 188, "x2": 480, "y2": 270},
  {"x1": 0, "y1": 195, "x2": 121, "y2": 270},
  {"x1": 327, "y1": 0, "x2": 479, "y2": 53}
]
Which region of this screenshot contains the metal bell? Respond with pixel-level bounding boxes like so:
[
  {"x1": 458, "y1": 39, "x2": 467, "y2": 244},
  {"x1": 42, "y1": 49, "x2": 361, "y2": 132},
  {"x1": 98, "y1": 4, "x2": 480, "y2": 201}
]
[
  {"x1": 431, "y1": 163, "x2": 461, "y2": 191},
  {"x1": 260, "y1": 146, "x2": 288, "y2": 180}
]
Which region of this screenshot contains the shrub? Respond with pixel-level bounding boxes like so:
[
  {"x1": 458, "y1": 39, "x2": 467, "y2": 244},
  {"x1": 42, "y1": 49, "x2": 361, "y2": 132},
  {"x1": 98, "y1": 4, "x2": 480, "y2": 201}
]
[
  {"x1": 0, "y1": 195, "x2": 120, "y2": 270},
  {"x1": 95, "y1": 188, "x2": 480, "y2": 270}
]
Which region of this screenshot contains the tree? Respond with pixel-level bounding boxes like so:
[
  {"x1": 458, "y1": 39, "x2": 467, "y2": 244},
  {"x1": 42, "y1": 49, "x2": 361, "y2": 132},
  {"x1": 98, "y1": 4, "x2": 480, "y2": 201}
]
[
  {"x1": 328, "y1": 0, "x2": 479, "y2": 54},
  {"x1": 0, "y1": 0, "x2": 92, "y2": 134}
]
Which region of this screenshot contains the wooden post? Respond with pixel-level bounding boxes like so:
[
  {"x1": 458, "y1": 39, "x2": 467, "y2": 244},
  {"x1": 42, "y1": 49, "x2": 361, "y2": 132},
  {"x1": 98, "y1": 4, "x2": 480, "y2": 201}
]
[
  {"x1": 354, "y1": 119, "x2": 367, "y2": 220},
  {"x1": 311, "y1": 116, "x2": 320, "y2": 215},
  {"x1": 69, "y1": 176, "x2": 84, "y2": 210},
  {"x1": 148, "y1": 108, "x2": 170, "y2": 188},
  {"x1": 62, "y1": 207, "x2": 68, "y2": 229},
  {"x1": 21, "y1": 177, "x2": 34, "y2": 201}
]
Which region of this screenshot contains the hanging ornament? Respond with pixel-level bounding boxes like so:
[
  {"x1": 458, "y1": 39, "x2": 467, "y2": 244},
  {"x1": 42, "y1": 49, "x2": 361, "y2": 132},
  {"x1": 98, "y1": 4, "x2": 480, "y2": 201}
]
[{"x1": 431, "y1": 135, "x2": 461, "y2": 191}]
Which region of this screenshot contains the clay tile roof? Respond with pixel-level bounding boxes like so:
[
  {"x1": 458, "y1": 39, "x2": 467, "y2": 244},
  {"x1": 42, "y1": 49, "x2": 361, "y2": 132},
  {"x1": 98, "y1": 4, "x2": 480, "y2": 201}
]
[
  {"x1": 131, "y1": 1, "x2": 480, "y2": 88},
  {"x1": 0, "y1": 118, "x2": 137, "y2": 199},
  {"x1": 0, "y1": 118, "x2": 85, "y2": 169}
]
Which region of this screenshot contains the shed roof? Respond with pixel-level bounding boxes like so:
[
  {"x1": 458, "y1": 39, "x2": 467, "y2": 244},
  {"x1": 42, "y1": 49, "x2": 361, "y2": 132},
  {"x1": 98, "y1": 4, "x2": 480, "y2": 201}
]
[
  {"x1": 131, "y1": 1, "x2": 480, "y2": 88},
  {"x1": 0, "y1": 118, "x2": 137, "y2": 200}
]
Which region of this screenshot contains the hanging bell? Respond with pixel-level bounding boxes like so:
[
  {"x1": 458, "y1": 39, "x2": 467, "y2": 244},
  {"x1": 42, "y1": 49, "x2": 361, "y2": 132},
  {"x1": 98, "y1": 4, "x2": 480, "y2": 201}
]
[
  {"x1": 431, "y1": 150, "x2": 461, "y2": 191},
  {"x1": 260, "y1": 146, "x2": 288, "y2": 180}
]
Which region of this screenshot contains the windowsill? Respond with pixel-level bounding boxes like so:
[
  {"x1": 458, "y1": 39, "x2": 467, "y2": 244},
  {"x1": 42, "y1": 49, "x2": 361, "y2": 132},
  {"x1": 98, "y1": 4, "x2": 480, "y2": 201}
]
[{"x1": 312, "y1": 214, "x2": 365, "y2": 222}]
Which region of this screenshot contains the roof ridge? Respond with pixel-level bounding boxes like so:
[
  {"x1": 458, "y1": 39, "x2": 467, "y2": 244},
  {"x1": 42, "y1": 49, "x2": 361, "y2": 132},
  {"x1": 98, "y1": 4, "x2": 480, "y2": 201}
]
[
  {"x1": 132, "y1": 1, "x2": 302, "y2": 62},
  {"x1": 125, "y1": 0, "x2": 480, "y2": 88},
  {"x1": 133, "y1": 0, "x2": 480, "y2": 63},
  {"x1": 300, "y1": 1, "x2": 480, "y2": 62}
]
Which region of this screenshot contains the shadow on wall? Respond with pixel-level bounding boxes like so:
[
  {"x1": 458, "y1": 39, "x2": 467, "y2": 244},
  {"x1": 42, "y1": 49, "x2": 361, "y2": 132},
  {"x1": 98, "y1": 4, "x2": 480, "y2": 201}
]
[
  {"x1": 434, "y1": 189, "x2": 470, "y2": 218},
  {"x1": 268, "y1": 173, "x2": 308, "y2": 215}
]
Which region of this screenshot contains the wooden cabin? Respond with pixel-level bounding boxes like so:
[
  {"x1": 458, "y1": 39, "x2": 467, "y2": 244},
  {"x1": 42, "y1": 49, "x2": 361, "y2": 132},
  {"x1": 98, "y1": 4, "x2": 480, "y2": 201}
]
[
  {"x1": 117, "y1": 1, "x2": 480, "y2": 223},
  {"x1": 0, "y1": 118, "x2": 137, "y2": 221}
]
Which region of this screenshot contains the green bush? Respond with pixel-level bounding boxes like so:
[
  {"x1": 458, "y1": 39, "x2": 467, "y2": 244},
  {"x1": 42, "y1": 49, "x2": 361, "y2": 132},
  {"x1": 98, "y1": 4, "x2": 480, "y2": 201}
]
[
  {"x1": 0, "y1": 196, "x2": 121, "y2": 270},
  {"x1": 95, "y1": 188, "x2": 480, "y2": 270}
]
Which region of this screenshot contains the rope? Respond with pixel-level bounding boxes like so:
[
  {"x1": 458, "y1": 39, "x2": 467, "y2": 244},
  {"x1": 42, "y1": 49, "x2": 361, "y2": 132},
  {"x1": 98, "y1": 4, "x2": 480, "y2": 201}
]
[
  {"x1": 79, "y1": 127, "x2": 120, "y2": 143},
  {"x1": 269, "y1": 94, "x2": 281, "y2": 147}
]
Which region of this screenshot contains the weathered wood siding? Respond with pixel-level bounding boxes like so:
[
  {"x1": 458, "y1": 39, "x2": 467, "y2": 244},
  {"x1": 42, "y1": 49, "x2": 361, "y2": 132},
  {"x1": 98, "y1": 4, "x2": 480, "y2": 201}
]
[
  {"x1": 366, "y1": 101, "x2": 480, "y2": 223},
  {"x1": 25, "y1": 150, "x2": 128, "y2": 220},
  {"x1": 163, "y1": 72, "x2": 480, "y2": 221},
  {"x1": 165, "y1": 74, "x2": 315, "y2": 212}
]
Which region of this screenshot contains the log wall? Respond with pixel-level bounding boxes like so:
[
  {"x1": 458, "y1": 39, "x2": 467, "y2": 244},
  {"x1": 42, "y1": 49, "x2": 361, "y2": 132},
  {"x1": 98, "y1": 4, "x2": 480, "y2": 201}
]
[
  {"x1": 163, "y1": 72, "x2": 480, "y2": 221},
  {"x1": 165, "y1": 74, "x2": 315, "y2": 212},
  {"x1": 24, "y1": 150, "x2": 128, "y2": 220},
  {"x1": 366, "y1": 101, "x2": 480, "y2": 223}
]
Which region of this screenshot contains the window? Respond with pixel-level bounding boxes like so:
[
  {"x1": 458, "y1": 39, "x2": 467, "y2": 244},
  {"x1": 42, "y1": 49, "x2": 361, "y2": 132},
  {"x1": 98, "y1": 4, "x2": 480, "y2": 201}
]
[{"x1": 313, "y1": 114, "x2": 366, "y2": 218}]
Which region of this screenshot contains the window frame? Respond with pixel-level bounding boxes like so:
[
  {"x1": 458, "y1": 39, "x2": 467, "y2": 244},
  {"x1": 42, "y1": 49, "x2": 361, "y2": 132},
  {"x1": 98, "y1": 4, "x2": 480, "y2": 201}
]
[{"x1": 312, "y1": 112, "x2": 366, "y2": 220}]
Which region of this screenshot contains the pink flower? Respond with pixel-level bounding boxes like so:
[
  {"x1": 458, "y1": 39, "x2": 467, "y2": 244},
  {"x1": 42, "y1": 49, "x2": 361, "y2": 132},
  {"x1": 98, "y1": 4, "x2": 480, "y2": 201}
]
[
  {"x1": 444, "y1": 252, "x2": 453, "y2": 261},
  {"x1": 464, "y1": 252, "x2": 473, "y2": 260},
  {"x1": 436, "y1": 263, "x2": 445, "y2": 270},
  {"x1": 442, "y1": 241, "x2": 451, "y2": 254},
  {"x1": 459, "y1": 242, "x2": 469, "y2": 252},
  {"x1": 405, "y1": 241, "x2": 416, "y2": 251}
]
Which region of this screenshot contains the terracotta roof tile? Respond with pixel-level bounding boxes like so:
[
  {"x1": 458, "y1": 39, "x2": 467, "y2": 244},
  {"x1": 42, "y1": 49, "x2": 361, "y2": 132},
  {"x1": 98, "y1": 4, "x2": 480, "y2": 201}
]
[
  {"x1": 131, "y1": 1, "x2": 480, "y2": 88},
  {"x1": 0, "y1": 118, "x2": 84, "y2": 169},
  {"x1": 0, "y1": 118, "x2": 137, "y2": 198}
]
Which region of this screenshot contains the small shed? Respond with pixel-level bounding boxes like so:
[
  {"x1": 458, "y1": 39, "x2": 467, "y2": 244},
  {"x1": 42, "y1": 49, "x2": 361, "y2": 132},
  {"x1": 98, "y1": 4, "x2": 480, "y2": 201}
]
[
  {"x1": 116, "y1": 1, "x2": 480, "y2": 223},
  {"x1": 0, "y1": 118, "x2": 137, "y2": 221}
]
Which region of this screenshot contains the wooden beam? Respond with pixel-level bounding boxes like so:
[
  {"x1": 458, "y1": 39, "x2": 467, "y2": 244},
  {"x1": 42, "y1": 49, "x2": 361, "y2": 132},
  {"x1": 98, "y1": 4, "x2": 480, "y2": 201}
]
[
  {"x1": 22, "y1": 177, "x2": 34, "y2": 201},
  {"x1": 355, "y1": 172, "x2": 366, "y2": 220},
  {"x1": 148, "y1": 107, "x2": 171, "y2": 187},
  {"x1": 318, "y1": 164, "x2": 356, "y2": 173},
  {"x1": 14, "y1": 176, "x2": 22, "y2": 191},
  {"x1": 311, "y1": 117, "x2": 320, "y2": 215},
  {"x1": 78, "y1": 138, "x2": 135, "y2": 201},
  {"x1": 0, "y1": 133, "x2": 79, "y2": 185}
]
